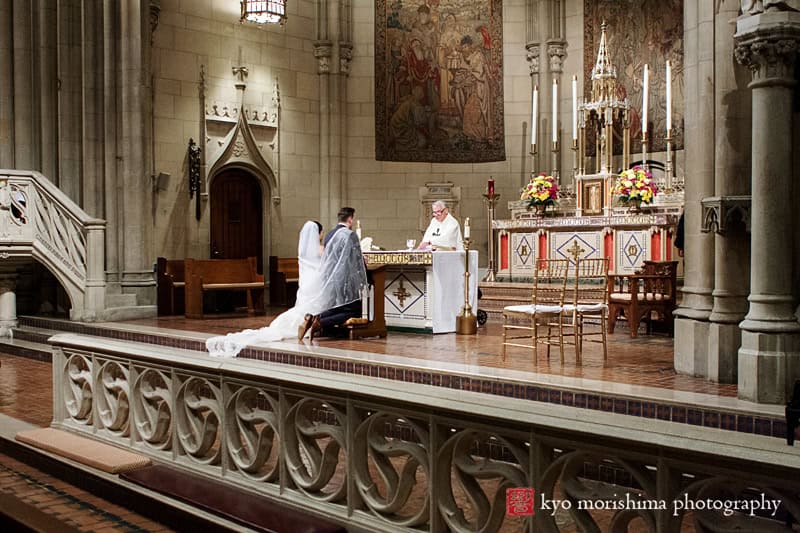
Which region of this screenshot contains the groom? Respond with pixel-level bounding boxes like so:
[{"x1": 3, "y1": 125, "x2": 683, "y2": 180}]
[{"x1": 299, "y1": 210, "x2": 367, "y2": 340}]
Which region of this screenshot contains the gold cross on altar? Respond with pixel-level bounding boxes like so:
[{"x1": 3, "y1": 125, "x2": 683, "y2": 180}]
[
  {"x1": 566, "y1": 241, "x2": 585, "y2": 262},
  {"x1": 393, "y1": 279, "x2": 411, "y2": 308}
]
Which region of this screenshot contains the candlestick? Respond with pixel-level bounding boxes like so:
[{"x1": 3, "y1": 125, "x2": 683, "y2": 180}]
[
  {"x1": 571, "y1": 76, "x2": 578, "y2": 141},
  {"x1": 642, "y1": 64, "x2": 649, "y2": 134},
  {"x1": 455, "y1": 238, "x2": 477, "y2": 335},
  {"x1": 487, "y1": 178, "x2": 495, "y2": 197},
  {"x1": 666, "y1": 60, "x2": 672, "y2": 133},
  {"x1": 464, "y1": 217, "x2": 470, "y2": 239},
  {"x1": 482, "y1": 191, "x2": 500, "y2": 282},
  {"x1": 531, "y1": 86, "x2": 538, "y2": 148},
  {"x1": 552, "y1": 78, "x2": 558, "y2": 144}
]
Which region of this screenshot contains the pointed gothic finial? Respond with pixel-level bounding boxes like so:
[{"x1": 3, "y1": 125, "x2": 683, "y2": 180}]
[{"x1": 592, "y1": 20, "x2": 616, "y2": 80}]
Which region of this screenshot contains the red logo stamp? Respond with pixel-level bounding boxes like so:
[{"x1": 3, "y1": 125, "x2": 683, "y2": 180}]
[{"x1": 506, "y1": 488, "x2": 535, "y2": 516}]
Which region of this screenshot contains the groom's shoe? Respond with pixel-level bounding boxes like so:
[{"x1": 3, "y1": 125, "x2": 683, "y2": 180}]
[
  {"x1": 298, "y1": 314, "x2": 313, "y2": 340},
  {"x1": 308, "y1": 315, "x2": 323, "y2": 341}
]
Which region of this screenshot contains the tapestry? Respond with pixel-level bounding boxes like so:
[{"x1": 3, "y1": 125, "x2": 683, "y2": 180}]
[
  {"x1": 375, "y1": 0, "x2": 505, "y2": 163},
  {"x1": 584, "y1": 0, "x2": 684, "y2": 154}
]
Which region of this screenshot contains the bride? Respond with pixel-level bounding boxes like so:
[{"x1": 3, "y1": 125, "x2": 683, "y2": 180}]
[{"x1": 206, "y1": 220, "x2": 324, "y2": 357}]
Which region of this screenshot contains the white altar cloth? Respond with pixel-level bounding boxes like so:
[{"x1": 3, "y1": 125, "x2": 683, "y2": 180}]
[{"x1": 430, "y1": 250, "x2": 478, "y2": 333}]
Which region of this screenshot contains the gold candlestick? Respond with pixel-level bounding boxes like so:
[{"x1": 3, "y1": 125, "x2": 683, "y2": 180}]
[
  {"x1": 665, "y1": 129, "x2": 673, "y2": 192},
  {"x1": 482, "y1": 192, "x2": 500, "y2": 282},
  {"x1": 641, "y1": 130, "x2": 648, "y2": 171},
  {"x1": 456, "y1": 238, "x2": 477, "y2": 335}
]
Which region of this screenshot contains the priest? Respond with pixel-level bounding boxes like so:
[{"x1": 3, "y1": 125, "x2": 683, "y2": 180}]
[{"x1": 418, "y1": 200, "x2": 464, "y2": 251}]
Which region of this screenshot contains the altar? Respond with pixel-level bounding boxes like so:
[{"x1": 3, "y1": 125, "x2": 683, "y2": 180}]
[{"x1": 363, "y1": 250, "x2": 478, "y2": 333}]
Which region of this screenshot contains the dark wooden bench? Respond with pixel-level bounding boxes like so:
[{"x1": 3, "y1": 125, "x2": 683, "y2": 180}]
[
  {"x1": 121, "y1": 464, "x2": 346, "y2": 533},
  {"x1": 156, "y1": 257, "x2": 186, "y2": 316},
  {"x1": 185, "y1": 257, "x2": 264, "y2": 319},
  {"x1": 269, "y1": 256, "x2": 299, "y2": 307}
]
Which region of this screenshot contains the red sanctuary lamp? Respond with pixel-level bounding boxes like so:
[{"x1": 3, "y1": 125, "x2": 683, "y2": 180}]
[{"x1": 487, "y1": 178, "x2": 495, "y2": 197}]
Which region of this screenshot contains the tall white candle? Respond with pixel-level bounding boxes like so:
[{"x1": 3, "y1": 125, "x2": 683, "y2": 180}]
[
  {"x1": 642, "y1": 64, "x2": 649, "y2": 134},
  {"x1": 464, "y1": 217, "x2": 470, "y2": 239},
  {"x1": 552, "y1": 78, "x2": 558, "y2": 144},
  {"x1": 531, "y1": 86, "x2": 538, "y2": 146},
  {"x1": 571, "y1": 75, "x2": 578, "y2": 141},
  {"x1": 666, "y1": 60, "x2": 672, "y2": 133}
]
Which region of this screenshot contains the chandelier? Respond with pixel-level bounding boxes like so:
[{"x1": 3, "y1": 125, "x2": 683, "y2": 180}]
[{"x1": 241, "y1": 0, "x2": 286, "y2": 25}]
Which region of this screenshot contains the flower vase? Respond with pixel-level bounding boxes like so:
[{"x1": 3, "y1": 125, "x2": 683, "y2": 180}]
[
  {"x1": 628, "y1": 199, "x2": 642, "y2": 213},
  {"x1": 535, "y1": 203, "x2": 547, "y2": 216}
]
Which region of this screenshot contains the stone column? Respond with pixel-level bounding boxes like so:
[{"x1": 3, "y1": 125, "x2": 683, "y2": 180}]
[
  {"x1": 0, "y1": 275, "x2": 18, "y2": 337},
  {"x1": 673, "y1": 0, "x2": 715, "y2": 377},
  {"x1": 0, "y1": 0, "x2": 13, "y2": 167},
  {"x1": 706, "y1": 0, "x2": 751, "y2": 383},
  {"x1": 734, "y1": 11, "x2": 800, "y2": 403}
]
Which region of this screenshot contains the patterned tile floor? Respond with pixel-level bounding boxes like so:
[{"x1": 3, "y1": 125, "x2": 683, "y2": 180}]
[
  {"x1": 0, "y1": 450, "x2": 174, "y2": 532},
  {"x1": 0, "y1": 353, "x2": 53, "y2": 427},
  {"x1": 122, "y1": 311, "x2": 739, "y2": 397}
]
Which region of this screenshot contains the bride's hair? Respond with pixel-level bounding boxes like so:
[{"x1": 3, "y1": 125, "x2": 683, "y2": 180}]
[{"x1": 313, "y1": 220, "x2": 323, "y2": 234}]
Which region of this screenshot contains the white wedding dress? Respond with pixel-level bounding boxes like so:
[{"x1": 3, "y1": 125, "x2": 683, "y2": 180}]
[{"x1": 206, "y1": 221, "x2": 324, "y2": 357}]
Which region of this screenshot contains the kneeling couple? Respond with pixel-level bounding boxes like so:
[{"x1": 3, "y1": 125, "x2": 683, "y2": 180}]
[{"x1": 206, "y1": 208, "x2": 366, "y2": 358}]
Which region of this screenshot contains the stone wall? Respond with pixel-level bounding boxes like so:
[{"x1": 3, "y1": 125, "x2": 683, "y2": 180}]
[{"x1": 152, "y1": 0, "x2": 320, "y2": 260}]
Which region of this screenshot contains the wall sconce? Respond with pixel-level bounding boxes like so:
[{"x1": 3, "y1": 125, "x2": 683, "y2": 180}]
[
  {"x1": 188, "y1": 138, "x2": 202, "y2": 220},
  {"x1": 241, "y1": 0, "x2": 287, "y2": 26}
]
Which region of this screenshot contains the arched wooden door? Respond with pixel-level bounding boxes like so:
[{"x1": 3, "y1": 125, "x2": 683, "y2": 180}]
[{"x1": 210, "y1": 169, "x2": 263, "y2": 273}]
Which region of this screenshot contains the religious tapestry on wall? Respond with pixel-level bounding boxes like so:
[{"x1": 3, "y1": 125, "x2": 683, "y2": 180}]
[
  {"x1": 584, "y1": 0, "x2": 684, "y2": 155},
  {"x1": 375, "y1": 0, "x2": 505, "y2": 163}
]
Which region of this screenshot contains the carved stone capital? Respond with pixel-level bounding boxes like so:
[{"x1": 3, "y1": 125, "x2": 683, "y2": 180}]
[
  {"x1": 741, "y1": 0, "x2": 800, "y2": 15},
  {"x1": 735, "y1": 12, "x2": 800, "y2": 85},
  {"x1": 525, "y1": 43, "x2": 541, "y2": 75},
  {"x1": 547, "y1": 41, "x2": 567, "y2": 74},
  {"x1": 701, "y1": 196, "x2": 752, "y2": 234},
  {"x1": 0, "y1": 274, "x2": 17, "y2": 293},
  {"x1": 313, "y1": 40, "x2": 333, "y2": 74},
  {"x1": 149, "y1": 0, "x2": 161, "y2": 43},
  {"x1": 339, "y1": 42, "x2": 353, "y2": 76}
]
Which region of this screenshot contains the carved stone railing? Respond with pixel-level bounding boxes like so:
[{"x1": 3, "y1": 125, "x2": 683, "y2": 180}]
[
  {"x1": 0, "y1": 170, "x2": 105, "y2": 320},
  {"x1": 50, "y1": 334, "x2": 800, "y2": 533}
]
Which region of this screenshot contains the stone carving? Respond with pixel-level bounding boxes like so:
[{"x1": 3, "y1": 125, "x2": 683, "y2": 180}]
[
  {"x1": 741, "y1": 0, "x2": 800, "y2": 14},
  {"x1": 313, "y1": 40, "x2": 333, "y2": 74},
  {"x1": 352, "y1": 411, "x2": 430, "y2": 527},
  {"x1": 28, "y1": 184, "x2": 87, "y2": 281},
  {"x1": 339, "y1": 42, "x2": 353, "y2": 75},
  {"x1": 283, "y1": 397, "x2": 347, "y2": 502},
  {"x1": 436, "y1": 429, "x2": 529, "y2": 532},
  {"x1": 176, "y1": 376, "x2": 221, "y2": 465},
  {"x1": 225, "y1": 386, "x2": 280, "y2": 481},
  {"x1": 525, "y1": 43, "x2": 540, "y2": 75},
  {"x1": 63, "y1": 352, "x2": 93, "y2": 424},
  {"x1": 735, "y1": 38, "x2": 799, "y2": 80},
  {"x1": 96, "y1": 359, "x2": 130, "y2": 436},
  {"x1": 132, "y1": 368, "x2": 173, "y2": 451},
  {"x1": 701, "y1": 196, "x2": 752, "y2": 234},
  {"x1": 547, "y1": 41, "x2": 567, "y2": 73}
]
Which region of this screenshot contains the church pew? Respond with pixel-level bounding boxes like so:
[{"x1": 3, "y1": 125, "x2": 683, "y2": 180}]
[
  {"x1": 268, "y1": 256, "x2": 299, "y2": 307},
  {"x1": 156, "y1": 257, "x2": 186, "y2": 316},
  {"x1": 184, "y1": 257, "x2": 264, "y2": 319}
]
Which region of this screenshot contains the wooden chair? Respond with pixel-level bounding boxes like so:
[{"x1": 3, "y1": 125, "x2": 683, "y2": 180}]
[
  {"x1": 501, "y1": 259, "x2": 576, "y2": 364},
  {"x1": 572, "y1": 258, "x2": 610, "y2": 363},
  {"x1": 156, "y1": 257, "x2": 185, "y2": 316},
  {"x1": 607, "y1": 260, "x2": 678, "y2": 338}
]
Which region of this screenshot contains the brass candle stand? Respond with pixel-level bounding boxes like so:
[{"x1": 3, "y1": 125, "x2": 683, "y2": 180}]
[
  {"x1": 664, "y1": 129, "x2": 673, "y2": 192},
  {"x1": 482, "y1": 192, "x2": 500, "y2": 282},
  {"x1": 455, "y1": 238, "x2": 477, "y2": 335},
  {"x1": 641, "y1": 130, "x2": 648, "y2": 171}
]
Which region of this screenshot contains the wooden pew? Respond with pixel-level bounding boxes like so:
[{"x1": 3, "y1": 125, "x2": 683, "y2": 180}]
[
  {"x1": 607, "y1": 260, "x2": 678, "y2": 338},
  {"x1": 184, "y1": 257, "x2": 264, "y2": 319},
  {"x1": 268, "y1": 256, "x2": 299, "y2": 307},
  {"x1": 156, "y1": 257, "x2": 185, "y2": 316}
]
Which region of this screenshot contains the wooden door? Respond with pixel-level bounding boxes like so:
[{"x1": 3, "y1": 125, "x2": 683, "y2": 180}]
[{"x1": 210, "y1": 170, "x2": 263, "y2": 273}]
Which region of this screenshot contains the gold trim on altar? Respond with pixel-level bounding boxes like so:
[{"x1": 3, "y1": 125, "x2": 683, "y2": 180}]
[{"x1": 363, "y1": 251, "x2": 434, "y2": 265}]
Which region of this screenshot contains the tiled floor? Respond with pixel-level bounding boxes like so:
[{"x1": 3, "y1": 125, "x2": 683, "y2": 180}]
[
  {"x1": 0, "y1": 451, "x2": 174, "y2": 532},
  {"x1": 0, "y1": 354, "x2": 53, "y2": 427},
  {"x1": 122, "y1": 311, "x2": 739, "y2": 397}
]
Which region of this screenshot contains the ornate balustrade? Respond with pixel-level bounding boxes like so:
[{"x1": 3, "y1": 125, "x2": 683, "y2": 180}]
[
  {"x1": 0, "y1": 170, "x2": 105, "y2": 320},
  {"x1": 51, "y1": 333, "x2": 800, "y2": 533}
]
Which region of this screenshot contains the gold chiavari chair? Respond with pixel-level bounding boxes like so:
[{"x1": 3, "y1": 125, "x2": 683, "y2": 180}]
[
  {"x1": 501, "y1": 258, "x2": 577, "y2": 364},
  {"x1": 572, "y1": 257, "x2": 610, "y2": 364}
]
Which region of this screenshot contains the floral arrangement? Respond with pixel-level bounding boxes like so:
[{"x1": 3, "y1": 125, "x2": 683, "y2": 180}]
[
  {"x1": 521, "y1": 173, "x2": 559, "y2": 209},
  {"x1": 613, "y1": 166, "x2": 658, "y2": 205}
]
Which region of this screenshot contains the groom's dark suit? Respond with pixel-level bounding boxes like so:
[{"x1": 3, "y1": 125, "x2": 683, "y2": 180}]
[
  {"x1": 315, "y1": 228, "x2": 365, "y2": 337},
  {"x1": 323, "y1": 223, "x2": 348, "y2": 246}
]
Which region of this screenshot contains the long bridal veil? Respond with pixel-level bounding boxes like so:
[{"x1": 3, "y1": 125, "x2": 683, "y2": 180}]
[{"x1": 206, "y1": 221, "x2": 323, "y2": 357}]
